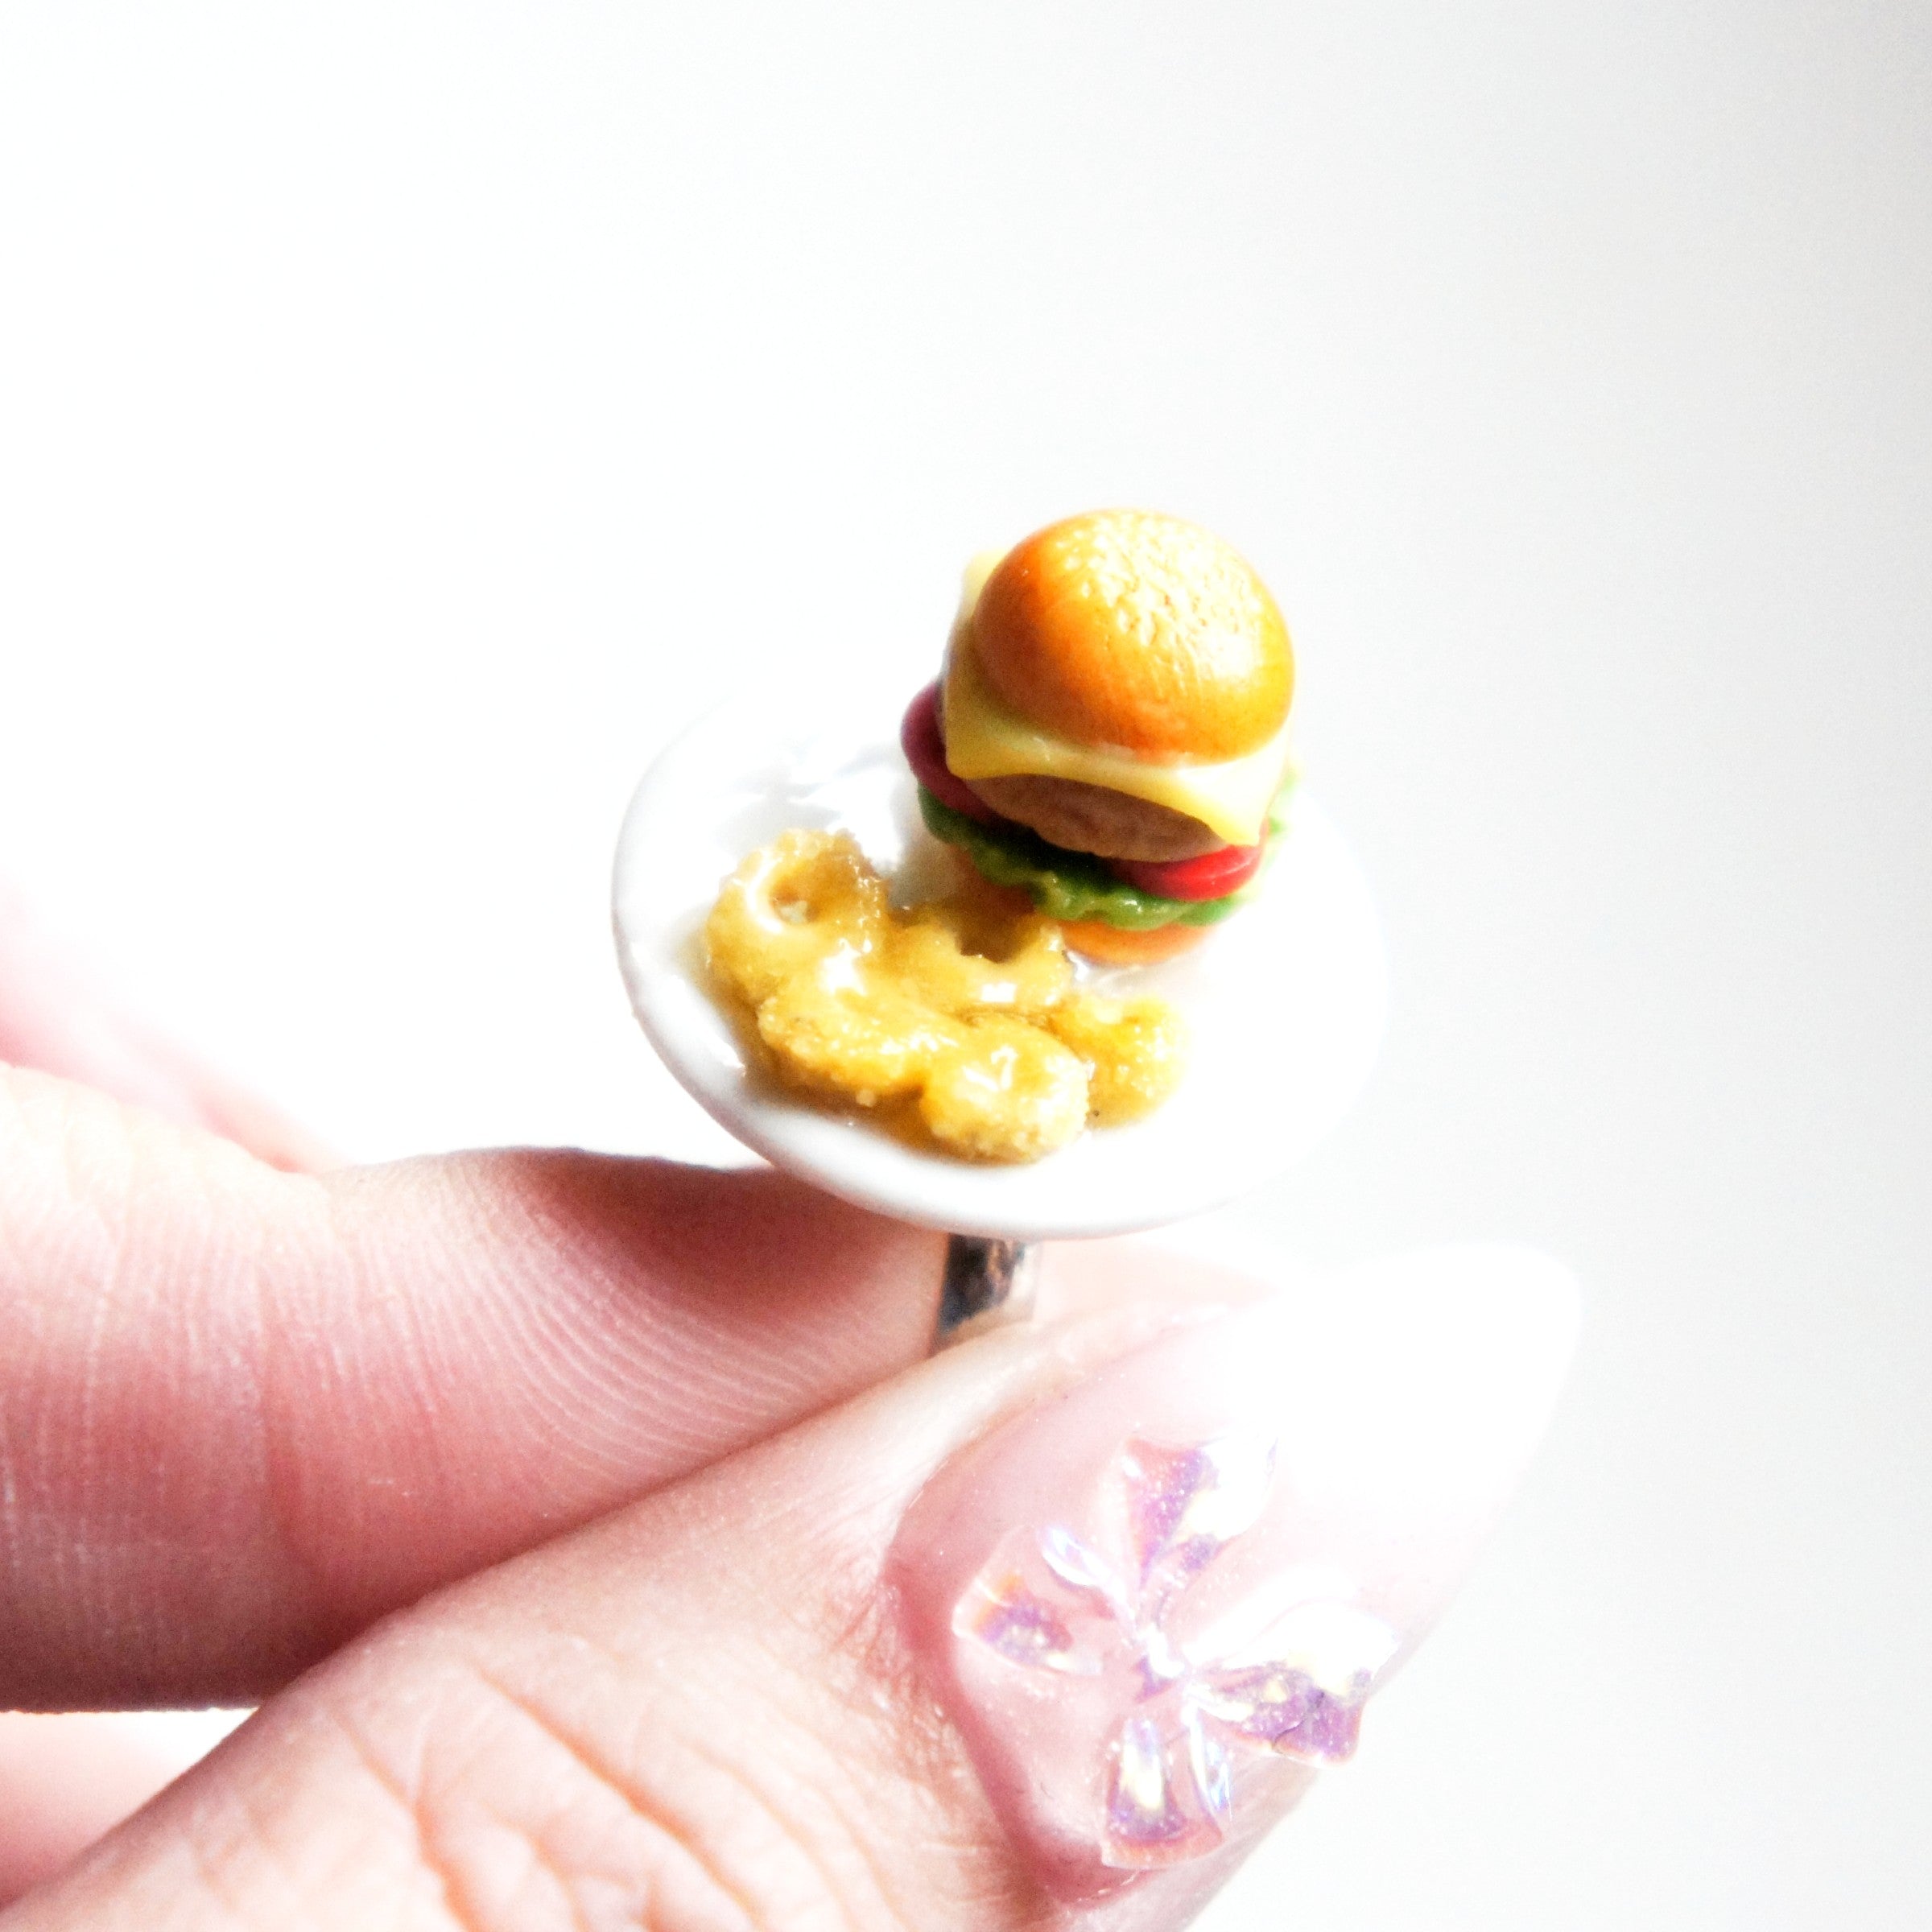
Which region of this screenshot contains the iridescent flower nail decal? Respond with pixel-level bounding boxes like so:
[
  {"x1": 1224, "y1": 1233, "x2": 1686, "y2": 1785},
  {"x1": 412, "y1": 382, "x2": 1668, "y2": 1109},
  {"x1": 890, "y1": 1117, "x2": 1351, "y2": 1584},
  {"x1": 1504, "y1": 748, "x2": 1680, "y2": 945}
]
[{"x1": 954, "y1": 1432, "x2": 1400, "y2": 1868}]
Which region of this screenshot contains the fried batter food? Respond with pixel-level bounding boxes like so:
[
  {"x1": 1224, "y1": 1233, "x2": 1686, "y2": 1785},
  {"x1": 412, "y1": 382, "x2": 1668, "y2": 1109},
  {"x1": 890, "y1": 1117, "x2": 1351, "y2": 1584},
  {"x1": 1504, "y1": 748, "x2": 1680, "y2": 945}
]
[
  {"x1": 918, "y1": 1020, "x2": 1089, "y2": 1163},
  {"x1": 704, "y1": 829, "x2": 1187, "y2": 1162},
  {"x1": 1045, "y1": 993, "x2": 1189, "y2": 1122}
]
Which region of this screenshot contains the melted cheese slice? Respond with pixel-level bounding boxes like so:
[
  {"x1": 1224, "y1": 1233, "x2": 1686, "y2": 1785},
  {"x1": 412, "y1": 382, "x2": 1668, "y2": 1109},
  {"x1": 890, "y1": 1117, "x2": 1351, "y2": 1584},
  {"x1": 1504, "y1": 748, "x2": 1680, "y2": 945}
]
[{"x1": 939, "y1": 558, "x2": 1292, "y2": 848}]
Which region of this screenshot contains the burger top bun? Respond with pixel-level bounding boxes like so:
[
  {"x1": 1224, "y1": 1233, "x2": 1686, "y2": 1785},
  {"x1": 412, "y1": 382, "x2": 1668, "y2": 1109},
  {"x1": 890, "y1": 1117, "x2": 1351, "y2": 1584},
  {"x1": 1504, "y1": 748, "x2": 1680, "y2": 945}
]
[{"x1": 970, "y1": 509, "x2": 1292, "y2": 763}]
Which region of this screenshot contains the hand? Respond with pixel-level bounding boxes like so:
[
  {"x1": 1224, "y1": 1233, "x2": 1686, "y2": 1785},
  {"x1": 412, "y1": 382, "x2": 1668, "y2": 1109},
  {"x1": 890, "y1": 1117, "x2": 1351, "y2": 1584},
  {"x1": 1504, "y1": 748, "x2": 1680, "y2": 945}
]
[{"x1": 0, "y1": 897, "x2": 1575, "y2": 1930}]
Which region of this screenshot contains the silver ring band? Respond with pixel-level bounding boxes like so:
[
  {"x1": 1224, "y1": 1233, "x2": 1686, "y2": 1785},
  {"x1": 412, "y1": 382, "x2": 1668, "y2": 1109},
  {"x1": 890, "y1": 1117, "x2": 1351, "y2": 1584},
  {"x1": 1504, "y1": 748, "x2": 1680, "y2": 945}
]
[{"x1": 934, "y1": 1236, "x2": 1042, "y2": 1348}]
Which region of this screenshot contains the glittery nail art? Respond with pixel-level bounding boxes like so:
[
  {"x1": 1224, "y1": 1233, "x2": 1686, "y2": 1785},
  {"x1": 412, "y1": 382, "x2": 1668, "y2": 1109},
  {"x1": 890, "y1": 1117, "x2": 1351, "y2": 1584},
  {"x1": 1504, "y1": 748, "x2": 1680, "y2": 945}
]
[{"x1": 953, "y1": 1432, "x2": 1398, "y2": 1869}]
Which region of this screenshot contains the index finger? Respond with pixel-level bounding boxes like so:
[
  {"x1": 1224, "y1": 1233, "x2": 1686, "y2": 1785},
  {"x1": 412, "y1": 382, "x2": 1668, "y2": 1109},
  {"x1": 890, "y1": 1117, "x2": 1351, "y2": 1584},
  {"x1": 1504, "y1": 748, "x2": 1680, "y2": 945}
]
[{"x1": 0, "y1": 1065, "x2": 946, "y2": 1708}]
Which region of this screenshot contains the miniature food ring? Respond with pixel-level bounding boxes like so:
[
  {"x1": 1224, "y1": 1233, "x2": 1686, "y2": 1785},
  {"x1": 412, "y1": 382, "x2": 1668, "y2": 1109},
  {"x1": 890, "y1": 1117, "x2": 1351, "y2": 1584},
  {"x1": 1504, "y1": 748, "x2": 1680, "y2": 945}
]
[{"x1": 612, "y1": 510, "x2": 1385, "y2": 1239}]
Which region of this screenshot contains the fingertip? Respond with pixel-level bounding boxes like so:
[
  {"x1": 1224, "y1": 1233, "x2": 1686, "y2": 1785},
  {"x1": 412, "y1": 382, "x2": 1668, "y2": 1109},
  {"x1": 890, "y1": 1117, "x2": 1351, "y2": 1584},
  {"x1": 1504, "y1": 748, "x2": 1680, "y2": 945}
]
[
  {"x1": 1, "y1": 1118, "x2": 957, "y2": 1704},
  {"x1": 0, "y1": 1714, "x2": 196, "y2": 1908}
]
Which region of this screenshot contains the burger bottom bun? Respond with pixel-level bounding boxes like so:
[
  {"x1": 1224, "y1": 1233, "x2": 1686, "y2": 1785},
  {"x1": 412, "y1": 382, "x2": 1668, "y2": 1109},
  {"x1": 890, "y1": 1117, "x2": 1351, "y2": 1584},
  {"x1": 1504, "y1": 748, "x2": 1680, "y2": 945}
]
[
  {"x1": 947, "y1": 858, "x2": 1214, "y2": 965},
  {"x1": 967, "y1": 772, "x2": 1224, "y2": 861},
  {"x1": 1056, "y1": 918, "x2": 1212, "y2": 965}
]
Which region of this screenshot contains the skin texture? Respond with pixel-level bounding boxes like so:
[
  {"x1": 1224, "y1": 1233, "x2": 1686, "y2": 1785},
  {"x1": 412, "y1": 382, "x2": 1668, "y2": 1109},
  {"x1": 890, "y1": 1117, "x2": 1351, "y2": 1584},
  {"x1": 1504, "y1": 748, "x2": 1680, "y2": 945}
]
[
  {"x1": 0, "y1": 1071, "x2": 947, "y2": 1707},
  {"x1": 0, "y1": 907, "x2": 1257, "y2": 1918},
  {"x1": 0, "y1": 1717, "x2": 193, "y2": 1904},
  {"x1": 971, "y1": 511, "x2": 1292, "y2": 762},
  {"x1": 0, "y1": 1044, "x2": 1242, "y2": 1926},
  {"x1": 6, "y1": 1295, "x2": 1229, "y2": 1932},
  {"x1": 0, "y1": 897, "x2": 1574, "y2": 1930},
  {"x1": 0, "y1": 894, "x2": 331, "y2": 1174}
]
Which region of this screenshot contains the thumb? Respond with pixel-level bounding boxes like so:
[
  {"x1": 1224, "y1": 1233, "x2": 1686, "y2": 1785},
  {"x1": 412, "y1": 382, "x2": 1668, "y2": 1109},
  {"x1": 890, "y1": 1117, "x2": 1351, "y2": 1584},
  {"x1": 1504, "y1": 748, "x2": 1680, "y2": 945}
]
[{"x1": 11, "y1": 1246, "x2": 1577, "y2": 1932}]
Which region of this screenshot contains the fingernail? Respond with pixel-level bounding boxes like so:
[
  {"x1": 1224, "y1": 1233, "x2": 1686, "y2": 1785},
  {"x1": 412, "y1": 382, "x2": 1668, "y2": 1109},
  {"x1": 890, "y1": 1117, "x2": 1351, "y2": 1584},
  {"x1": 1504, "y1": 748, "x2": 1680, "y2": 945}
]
[{"x1": 889, "y1": 1245, "x2": 1579, "y2": 1901}]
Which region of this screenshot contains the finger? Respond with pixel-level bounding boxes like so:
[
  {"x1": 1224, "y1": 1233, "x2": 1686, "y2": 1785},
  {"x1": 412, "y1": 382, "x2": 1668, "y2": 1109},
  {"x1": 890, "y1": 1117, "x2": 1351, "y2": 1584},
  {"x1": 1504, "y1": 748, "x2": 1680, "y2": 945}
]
[
  {"x1": 2, "y1": 1065, "x2": 953, "y2": 1707},
  {"x1": 0, "y1": 1059, "x2": 1214, "y2": 1709},
  {"x1": 0, "y1": 893, "x2": 334, "y2": 1173},
  {"x1": 11, "y1": 1248, "x2": 1578, "y2": 1931},
  {"x1": 0, "y1": 1717, "x2": 194, "y2": 1911}
]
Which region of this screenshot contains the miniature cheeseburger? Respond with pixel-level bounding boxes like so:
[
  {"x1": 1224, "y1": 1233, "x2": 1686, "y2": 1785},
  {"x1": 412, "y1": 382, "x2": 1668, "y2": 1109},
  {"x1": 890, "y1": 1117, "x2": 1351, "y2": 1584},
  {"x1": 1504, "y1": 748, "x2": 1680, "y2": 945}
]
[{"x1": 902, "y1": 509, "x2": 1294, "y2": 964}]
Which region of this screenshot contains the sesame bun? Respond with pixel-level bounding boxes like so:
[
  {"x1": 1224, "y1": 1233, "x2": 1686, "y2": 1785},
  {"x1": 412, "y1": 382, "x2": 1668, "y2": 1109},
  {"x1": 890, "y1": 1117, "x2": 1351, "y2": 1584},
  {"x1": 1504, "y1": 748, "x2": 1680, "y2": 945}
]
[{"x1": 971, "y1": 510, "x2": 1292, "y2": 763}]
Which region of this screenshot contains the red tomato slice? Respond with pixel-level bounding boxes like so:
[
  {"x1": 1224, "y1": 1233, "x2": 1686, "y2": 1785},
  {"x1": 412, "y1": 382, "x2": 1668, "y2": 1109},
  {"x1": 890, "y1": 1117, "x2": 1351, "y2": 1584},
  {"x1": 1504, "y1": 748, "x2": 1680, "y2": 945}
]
[
  {"x1": 1113, "y1": 838, "x2": 1265, "y2": 902},
  {"x1": 900, "y1": 682, "x2": 1001, "y2": 824}
]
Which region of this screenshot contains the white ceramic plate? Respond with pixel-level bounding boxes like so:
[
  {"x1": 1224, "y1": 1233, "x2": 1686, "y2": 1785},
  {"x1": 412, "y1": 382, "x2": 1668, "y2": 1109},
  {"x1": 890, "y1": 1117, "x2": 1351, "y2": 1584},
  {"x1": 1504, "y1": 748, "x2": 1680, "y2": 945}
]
[{"x1": 613, "y1": 680, "x2": 1386, "y2": 1240}]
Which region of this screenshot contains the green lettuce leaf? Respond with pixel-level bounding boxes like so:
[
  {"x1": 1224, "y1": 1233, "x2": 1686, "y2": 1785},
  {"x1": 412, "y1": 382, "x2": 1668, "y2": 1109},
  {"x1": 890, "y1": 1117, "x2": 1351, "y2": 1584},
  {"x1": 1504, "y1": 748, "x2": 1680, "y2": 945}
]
[{"x1": 916, "y1": 784, "x2": 1290, "y2": 931}]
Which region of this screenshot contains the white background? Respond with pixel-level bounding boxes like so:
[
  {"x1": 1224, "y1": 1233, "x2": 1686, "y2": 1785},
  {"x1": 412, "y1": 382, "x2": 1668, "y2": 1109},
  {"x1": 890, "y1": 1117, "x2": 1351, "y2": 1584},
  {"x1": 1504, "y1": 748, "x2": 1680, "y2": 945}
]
[{"x1": 2, "y1": 3, "x2": 1927, "y2": 1926}]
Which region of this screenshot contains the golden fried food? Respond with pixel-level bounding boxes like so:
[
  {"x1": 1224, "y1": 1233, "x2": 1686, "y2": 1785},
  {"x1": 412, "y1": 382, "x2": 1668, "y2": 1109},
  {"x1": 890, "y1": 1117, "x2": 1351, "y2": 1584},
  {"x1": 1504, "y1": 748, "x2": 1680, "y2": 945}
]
[
  {"x1": 1044, "y1": 994, "x2": 1188, "y2": 1124},
  {"x1": 918, "y1": 1020, "x2": 1090, "y2": 1163},
  {"x1": 701, "y1": 832, "x2": 888, "y2": 1005},
  {"x1": 704, "y1": 828, "x2": 1187, "y2": 1162}
]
